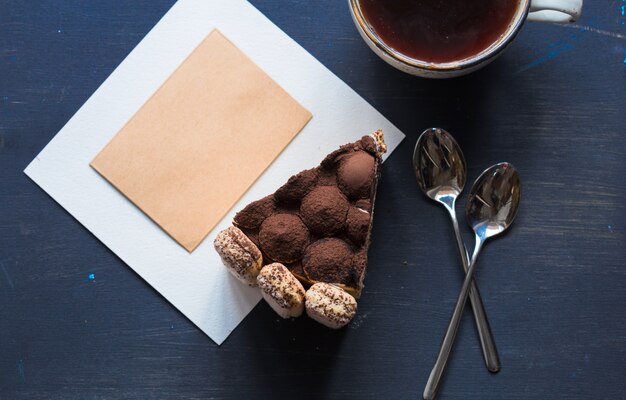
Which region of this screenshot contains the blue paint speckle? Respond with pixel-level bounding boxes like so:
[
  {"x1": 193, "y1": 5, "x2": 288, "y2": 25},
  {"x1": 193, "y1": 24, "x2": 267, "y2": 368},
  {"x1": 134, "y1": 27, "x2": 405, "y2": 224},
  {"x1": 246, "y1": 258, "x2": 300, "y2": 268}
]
[
  {"x1": 17, "y1": 359, "x2": 26, "y2": 383},
  {"x1": 608, "y1": 224, "x2": 614, "y2": 232},
  {"x1": 57, "y1": 29, "x2": 62, "y2": 33},
  {"x1": 621, "y1": 4, "x2": 625, "y2": 17},
  {"x1": 516, "y1": 42, "x2": 574, "y2": 74},
  {"x1": 88, "y1": 273, "x2": 95, "y2": 281}
]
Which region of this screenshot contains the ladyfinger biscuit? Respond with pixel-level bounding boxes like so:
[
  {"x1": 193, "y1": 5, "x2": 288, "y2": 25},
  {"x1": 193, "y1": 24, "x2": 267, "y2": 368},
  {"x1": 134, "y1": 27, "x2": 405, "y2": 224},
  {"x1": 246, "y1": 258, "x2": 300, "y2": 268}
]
[
  {"x1": 257, "y1": 263, "x2": 306, "y2": 318},
  {"x1": 305, "y1": 282, "x2": 357, "y2": 329},
  {"x1": 214, "y1": 226, "x2": 263, "y2": 286}
]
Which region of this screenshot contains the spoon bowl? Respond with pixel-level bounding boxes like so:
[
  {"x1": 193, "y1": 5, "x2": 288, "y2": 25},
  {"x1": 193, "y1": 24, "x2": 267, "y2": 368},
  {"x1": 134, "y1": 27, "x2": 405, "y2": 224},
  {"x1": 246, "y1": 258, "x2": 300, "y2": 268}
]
[
  {"x1": 413, "y1": 127, "x2": 466, "y2": 207},
  {"x1": 466, "y1": 162, "x2": 521, "y2": 241}
]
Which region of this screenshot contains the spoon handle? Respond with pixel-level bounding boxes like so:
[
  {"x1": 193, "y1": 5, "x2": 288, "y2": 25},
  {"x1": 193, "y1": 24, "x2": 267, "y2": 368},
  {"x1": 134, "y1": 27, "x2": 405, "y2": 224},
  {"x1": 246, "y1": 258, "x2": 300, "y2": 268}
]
[
  {"x1": 449, "y1": 211, "x2": 500, "y2": 373},
  {"x1": 423, "y1": 234, "x2": 485, "y2": 400}
]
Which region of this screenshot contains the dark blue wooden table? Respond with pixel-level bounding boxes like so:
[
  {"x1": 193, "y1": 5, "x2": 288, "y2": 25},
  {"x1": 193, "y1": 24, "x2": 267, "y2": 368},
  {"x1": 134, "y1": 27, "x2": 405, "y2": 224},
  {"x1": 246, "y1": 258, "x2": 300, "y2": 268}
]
[{"x1": 1, "y1": 1, "x2": 625, "y2": 399}]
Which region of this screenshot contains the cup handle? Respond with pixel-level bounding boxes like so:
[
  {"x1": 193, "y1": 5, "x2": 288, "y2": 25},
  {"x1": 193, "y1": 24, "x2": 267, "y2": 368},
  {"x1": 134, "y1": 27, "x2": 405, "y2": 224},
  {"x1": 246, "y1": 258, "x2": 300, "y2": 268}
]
[{"x1": 528, "y1": 0, "x2": 583, "y2": 23}]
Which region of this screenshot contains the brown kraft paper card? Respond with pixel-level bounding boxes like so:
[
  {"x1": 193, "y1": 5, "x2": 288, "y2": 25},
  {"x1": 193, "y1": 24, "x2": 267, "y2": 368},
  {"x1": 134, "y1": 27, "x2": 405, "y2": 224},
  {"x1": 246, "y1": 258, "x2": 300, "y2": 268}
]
[{"x1": 91, "y1": 29, "x2": 312, "y2": 252}]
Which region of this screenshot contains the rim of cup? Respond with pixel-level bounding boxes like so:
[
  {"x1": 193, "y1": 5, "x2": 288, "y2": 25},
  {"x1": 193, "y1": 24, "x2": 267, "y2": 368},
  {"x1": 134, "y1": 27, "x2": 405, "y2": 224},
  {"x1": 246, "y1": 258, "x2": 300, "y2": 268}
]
[{"x1": 349, "y1": 0, "x2": 532, "y2": 72}]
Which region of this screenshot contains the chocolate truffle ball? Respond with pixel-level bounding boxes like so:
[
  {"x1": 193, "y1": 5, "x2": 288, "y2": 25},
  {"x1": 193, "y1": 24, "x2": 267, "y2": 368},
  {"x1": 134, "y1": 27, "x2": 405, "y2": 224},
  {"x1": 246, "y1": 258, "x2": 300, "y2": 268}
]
[
  {"x1": 337, "y1": 151, "x2": 375, "y2": 199},
  {"x1": 259, "y1": 214, "x2": 310, "y2": 263},
  {"x1": 275, "y1": 168, "x2": 318, "y2": 204},
  {"x1": 300, "y1": 186, "x2": 349, "y2": 236},
  {"x1": 346, "y1": 207, "x2": 370, "y2": 246},
  {"x1": 303, "y1": 238, "x2": 354, "y2": 284},
  {"x1": 234, "y1": 195, "x2": 276, "y2": 229}
]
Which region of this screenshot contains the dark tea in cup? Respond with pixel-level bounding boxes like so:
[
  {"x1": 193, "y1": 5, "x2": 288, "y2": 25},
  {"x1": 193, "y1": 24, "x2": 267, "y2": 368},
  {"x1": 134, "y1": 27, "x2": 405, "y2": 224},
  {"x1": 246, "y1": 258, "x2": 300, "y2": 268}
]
[{"x1": 358, "y1": 0, "x2": 520, "y2": 63}]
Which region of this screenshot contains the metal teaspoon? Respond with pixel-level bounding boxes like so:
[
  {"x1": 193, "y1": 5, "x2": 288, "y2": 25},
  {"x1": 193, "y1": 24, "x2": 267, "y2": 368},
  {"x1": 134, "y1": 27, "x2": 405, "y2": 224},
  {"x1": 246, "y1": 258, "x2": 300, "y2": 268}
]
[
  {"x1": 413, "y1": 128, "x2": 500, "y2": 373},
  {"x1": 424, "y1": 162, "x2": 521, "y2": 400}
]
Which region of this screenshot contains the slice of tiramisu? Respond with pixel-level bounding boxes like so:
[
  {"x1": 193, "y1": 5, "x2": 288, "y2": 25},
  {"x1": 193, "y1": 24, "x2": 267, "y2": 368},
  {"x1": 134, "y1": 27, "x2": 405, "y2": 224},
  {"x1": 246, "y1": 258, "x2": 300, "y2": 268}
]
[{"x1": 214, "y1": 131, "x2": 386, "y2": 328}]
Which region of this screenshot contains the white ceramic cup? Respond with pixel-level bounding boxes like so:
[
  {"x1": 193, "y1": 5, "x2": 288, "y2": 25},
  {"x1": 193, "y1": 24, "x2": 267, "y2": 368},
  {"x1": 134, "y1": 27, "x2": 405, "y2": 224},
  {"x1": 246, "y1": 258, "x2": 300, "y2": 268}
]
[{"x1": 349, "y1": 0, "x2": 583, "y2": 78}]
